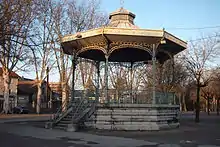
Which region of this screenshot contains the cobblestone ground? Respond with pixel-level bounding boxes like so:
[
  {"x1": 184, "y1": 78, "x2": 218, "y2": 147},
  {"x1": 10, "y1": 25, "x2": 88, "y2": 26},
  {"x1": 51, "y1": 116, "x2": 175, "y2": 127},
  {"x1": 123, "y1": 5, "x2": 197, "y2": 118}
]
[{"x1": 0, "y1": 112, "x2": 219, "y2": 147}]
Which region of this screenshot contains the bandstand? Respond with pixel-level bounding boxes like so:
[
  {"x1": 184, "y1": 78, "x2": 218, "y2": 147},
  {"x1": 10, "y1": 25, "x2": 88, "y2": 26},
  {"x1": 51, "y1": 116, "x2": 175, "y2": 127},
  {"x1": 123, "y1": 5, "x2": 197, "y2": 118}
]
[{"x1": 49, "y1": 7, "x2": 187, "y2": 131}]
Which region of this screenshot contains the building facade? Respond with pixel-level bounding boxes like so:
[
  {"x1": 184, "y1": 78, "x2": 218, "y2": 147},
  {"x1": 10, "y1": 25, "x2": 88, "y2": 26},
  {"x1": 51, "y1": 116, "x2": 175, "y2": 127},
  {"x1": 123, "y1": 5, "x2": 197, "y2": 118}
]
[{"x1": 0, "y1": 67, "x2": 19, "y2": 111}]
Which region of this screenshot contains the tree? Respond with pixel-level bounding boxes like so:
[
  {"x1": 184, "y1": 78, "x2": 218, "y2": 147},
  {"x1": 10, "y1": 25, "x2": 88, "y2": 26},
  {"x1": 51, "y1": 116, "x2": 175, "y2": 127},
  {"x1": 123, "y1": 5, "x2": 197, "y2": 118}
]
[
  {"x1": 201, "y1": 81, "x2": 214, "y2": 115},
  {"x1": 109, "y1": 62, "x2": 146, "y2": 103},
  {"x1": 67, "y1": 0, "x2": 108, "y2": 94},
  {"x1": 109, "y1": 63, "x2": 128, "y2": 102},
  {"x1": 157, "y1": 59, "x2": 188, "y2": 96},
  {"x1": 78, "y1": 59, "x2": 95, "y2": 94},
  {"x1": 212, "y1": 67, "x2": 220, "y2": 115},
  {"x1": 0, "y1": 0, "x2": 35, "y2": 113},
  {"x1": 141, "y1": 58, "x2": 188, "y2": 105},
  {"x1": 28, "y1": 0, "x2": 56, "y2": 114},
  {"x1": 52, "y1": 0, "x2": 108, "y2": 109},
  {"x1": 184, "y1": 35, "x2": 220, "y2": 122},
  {"x1": 52, "y1": 1, "x2": 72, "y2": 110}
]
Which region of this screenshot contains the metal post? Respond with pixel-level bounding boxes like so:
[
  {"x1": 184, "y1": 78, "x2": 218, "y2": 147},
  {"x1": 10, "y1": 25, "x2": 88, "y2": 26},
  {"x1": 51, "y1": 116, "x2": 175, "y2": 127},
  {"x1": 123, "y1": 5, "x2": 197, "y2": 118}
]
[
  {"x1": 71, "y1": 53, "x2": 77, "y2": 103},
  {"x1": 105, "y1": 55, "x2": 109, "y2": 104},
  {"x1": 95, "y1": 61, "x2": 100, "y2": 104},
  {"x1": 130, "y1": 62, "x2": 133, "y2": 103},
  {"x1": 152, "y1": 44, "x2": 156, "y2": 104},
  {"x1": 46, "y1": 67, "x2": 49, "y2": 107},
  {"x1": 172, "y1": 56, "x2": 175, "y2": 104}
]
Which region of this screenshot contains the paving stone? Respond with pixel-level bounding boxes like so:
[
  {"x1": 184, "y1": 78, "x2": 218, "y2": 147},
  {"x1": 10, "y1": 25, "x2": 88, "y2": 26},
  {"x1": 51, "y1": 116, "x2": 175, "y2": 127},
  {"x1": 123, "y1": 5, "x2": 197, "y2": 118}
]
[
  {"x1": 158, "y1": 144, "x2": 181, "y2": 147},
  {"x1": 198, "y1": 145, "x2": 220, "y2": 147}
]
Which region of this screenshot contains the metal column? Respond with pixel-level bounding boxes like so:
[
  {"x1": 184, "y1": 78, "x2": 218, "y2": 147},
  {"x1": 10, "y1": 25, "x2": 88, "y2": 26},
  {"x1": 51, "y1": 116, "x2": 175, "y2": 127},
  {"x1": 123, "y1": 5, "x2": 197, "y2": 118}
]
[
  {"x1": 130, "y1": 62, "x2": 133, "y2": 103},
  {"x1": 172, "y1": 56, "x2": 175, "y2": 104},
  {"x1": 95, "y1": 61, "x2": 100, "y2": 103},
  {"x1": 71, "y1": 53, "x2": 77, "y2": 103},
  {"x1": 105, "y1": 55, "x2": 109, "y2": 104},
  {"x1": 152, "y1": 44, "x2": 156, "y2": 104}
]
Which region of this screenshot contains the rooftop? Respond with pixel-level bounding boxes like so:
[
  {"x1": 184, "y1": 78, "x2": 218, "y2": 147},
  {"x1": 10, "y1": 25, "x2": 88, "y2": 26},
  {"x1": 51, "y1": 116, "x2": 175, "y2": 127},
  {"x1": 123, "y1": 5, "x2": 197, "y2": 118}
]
[
  {"x1": 61, "y1": 7, "x2": 187, "y2": 63},
  {"x1": 0, "y1": 67, "x2": 20, "y2": 78}
]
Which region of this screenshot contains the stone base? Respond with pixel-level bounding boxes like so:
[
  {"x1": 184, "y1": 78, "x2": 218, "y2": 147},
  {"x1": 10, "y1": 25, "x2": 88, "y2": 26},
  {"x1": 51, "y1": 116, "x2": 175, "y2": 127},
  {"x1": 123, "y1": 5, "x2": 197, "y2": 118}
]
[
  {"x1": 84, "y1": 104, "x2": 180, "y2": 131},
  {"x1": 66, "y1": 124, "x2": 78, "y2": 132},
  {"x1": 45, "y1": 122, "x2": 53, "y2": 129}
]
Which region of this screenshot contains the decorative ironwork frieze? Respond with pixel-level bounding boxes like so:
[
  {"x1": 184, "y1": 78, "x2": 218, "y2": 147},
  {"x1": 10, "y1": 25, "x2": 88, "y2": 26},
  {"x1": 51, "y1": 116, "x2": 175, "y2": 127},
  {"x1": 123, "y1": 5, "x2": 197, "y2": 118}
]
[
  {"x1": 109, "y1": 43, "x2": 153, "y2": 55},
  {"x1": 77, "y1": 45, "x2": 107, "y2": 55},
  {"x1": 110, "y1": 41, "x2": 153, "y2": 48}
]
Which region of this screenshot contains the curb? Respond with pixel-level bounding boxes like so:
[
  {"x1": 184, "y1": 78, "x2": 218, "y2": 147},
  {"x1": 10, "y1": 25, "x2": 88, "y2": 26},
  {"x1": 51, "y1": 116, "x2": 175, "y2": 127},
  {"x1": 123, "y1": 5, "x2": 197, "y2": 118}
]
[{"x1": 0, "y1": 117, "x2": 50, "y2": 124}]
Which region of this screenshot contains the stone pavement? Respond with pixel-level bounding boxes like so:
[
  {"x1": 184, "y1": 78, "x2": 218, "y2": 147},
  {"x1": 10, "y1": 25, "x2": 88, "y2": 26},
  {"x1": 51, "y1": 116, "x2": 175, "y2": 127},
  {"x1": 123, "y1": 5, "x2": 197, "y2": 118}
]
[
  {"x1": 0, "y1": 122, "x2": 219, "y2": 147},
  {"x1": 0, "y1": 123, "x2": 157, "y2": 147},
  {"x1": 0, "y1": 112, "x2": 219, "y2": 147}
]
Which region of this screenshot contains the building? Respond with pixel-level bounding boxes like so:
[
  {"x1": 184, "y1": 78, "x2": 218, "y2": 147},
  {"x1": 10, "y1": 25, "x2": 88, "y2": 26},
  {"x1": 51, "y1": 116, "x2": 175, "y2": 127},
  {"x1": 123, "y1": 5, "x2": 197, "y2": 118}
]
[
  {"x1": 49, "y1": 82, "x2": 71, "y2": 109},
  {"x1": 17, "y1": 78, "x2": 52, "y2": 111},
  {"x1": 48, "y1": 82, "x2": 62, "y2": 100},
  {"x1": 0, "y1": 67, "x2": 20, "y2": 111},
  {"x1": 0, "y1": 67, "x2": 58, "y2": 112}
]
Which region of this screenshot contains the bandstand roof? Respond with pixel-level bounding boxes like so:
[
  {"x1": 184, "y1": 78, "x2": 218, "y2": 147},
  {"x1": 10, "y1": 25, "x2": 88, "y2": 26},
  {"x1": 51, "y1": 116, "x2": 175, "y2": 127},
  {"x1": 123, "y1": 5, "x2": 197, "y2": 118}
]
[{"x1": 61, "y1": 7, "x2": 187, "y2": 63}]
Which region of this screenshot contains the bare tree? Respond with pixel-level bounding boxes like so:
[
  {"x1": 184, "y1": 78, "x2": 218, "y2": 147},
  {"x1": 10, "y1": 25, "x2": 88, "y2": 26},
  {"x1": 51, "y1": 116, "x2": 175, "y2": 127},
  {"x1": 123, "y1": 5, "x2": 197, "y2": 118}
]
[
  {"x1": 78, "y1": 60, "x2": 95, "y2": 90},
  {"x1": 67, "y1": 0, "x2": 108, "y2": 33},
  {"x1": 51, "y1": 0, "x2": 108, "y2": 109},
  {"x1": 109, "y1": 64, "x2": 128, "y2": 101},
  {"x1": 109, "y1": 63, "x2": 145, "y2": 102},
  {"x1": 67, "y1": 0, "x2": 108, "y2": 93},
  {"x1": 212, "y1": 67, "x2": 220, "y2": 115},
  {"x1": 184, "y1": 34, "x2": 220, "y2": 122},
  {"x1": 52, "y1": 1, "x2": 72, "y2": 110},
  {"x1": 28, "y1": 0, "x2": 56, "y2": 114},
  {"x1": 157, "y1": 59, "x2": 188, "y2": 95},
  {"x1": 141, "y1": 58, "x2": 188, "y2": 105},
  {"x1": 0, "y1": 0, "x2": 35, "y2": 113},
  {"x1": 201, "y1": 81, "x2": 214, "y2": 115}
]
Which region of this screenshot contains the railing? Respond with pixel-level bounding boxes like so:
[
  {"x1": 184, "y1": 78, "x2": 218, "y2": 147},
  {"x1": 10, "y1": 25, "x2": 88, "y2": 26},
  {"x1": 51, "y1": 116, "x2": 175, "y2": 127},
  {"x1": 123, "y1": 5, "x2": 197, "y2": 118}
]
[
  {"x1": 50, "y1": 89, "x2": 178, "y2": 126},
  {"x1": 71, "y1": 98, "x2": 85, "y2": 123},
  {"x1": 51, "y1": 98, "x2": 72, "y2": 124},
  {"x1": 75, "y1": 89, "x2": 178, "y2": 105},
  {"x1": 51, "y1": 92, "x2": 97, "y2": 126}
]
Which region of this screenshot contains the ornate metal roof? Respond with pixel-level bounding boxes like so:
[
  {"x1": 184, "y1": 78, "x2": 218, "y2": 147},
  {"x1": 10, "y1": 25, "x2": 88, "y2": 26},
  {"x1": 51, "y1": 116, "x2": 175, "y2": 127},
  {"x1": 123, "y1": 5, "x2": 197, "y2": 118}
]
[{"x1": 61, "y1": 7, "x2": 187, "y2": 63}]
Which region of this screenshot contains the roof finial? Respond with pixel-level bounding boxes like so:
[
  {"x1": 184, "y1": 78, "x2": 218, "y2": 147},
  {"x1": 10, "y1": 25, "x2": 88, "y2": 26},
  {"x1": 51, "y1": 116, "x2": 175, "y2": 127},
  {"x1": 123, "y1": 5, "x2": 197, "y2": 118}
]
[{"x1": 120, "y1": 0, "x2": 124, "y2": 8}]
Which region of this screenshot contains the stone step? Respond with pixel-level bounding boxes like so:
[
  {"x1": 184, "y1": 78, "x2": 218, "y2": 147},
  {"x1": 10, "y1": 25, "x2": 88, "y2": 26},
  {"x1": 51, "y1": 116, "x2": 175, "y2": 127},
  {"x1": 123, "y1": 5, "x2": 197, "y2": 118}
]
[
  {"x1": 54, "y1": 125, "x2": 66, "y2": 130},
  {"x1": 68, "y1": 113, "x2": 84, "y2": 117},
  {"x1": 65, "y1": 114, "x2": 80, "y2": 119},
  {"x1": 56, "y1": 122, "x2": 68, "y2": 126},
  {"x1": 63, "y1": 114, "x2": 83, "y2": 121},
  {"x1": 53, "y1": 103, "x2": 92, "y2": 128},
  {"x1": 59, "y1": 120, "x2": 71, "y2": 124},
  {"x1": 62, "y1": 116, "x2": 72, "y2": 120}
]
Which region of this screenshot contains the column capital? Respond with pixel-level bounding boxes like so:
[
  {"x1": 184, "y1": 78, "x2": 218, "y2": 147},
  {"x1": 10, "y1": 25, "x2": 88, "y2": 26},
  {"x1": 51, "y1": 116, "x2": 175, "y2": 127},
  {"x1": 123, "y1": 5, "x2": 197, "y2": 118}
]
[{"x1": 105, "y1": 54, "x2": 109, "y2": 59}]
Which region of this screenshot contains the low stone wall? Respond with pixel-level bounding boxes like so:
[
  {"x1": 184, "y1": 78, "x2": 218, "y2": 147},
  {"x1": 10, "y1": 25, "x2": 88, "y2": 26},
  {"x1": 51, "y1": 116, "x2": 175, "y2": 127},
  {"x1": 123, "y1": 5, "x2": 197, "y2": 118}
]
[{"x1": 85, "y1": 104, "x2": 180, "y2": 131}]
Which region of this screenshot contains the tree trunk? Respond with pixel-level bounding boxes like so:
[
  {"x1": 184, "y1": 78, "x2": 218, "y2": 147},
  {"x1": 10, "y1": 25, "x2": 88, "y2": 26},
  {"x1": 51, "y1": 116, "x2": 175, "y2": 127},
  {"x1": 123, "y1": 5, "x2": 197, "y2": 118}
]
[
  {"x1": 2, "y1": 70, "x2": 10, "y2": 114},
  {"x1": 217, "y1": 98, "x2": 219, "y2": 116},
  {"x1": 207, "y1": 97, "x2": 210, "y2": 115},
  {"x1": 116, "y1": 89, "x2": 119, "y2": 103},
  {"x1": 61, "y1": 82, "x2": 67, "y2": 111},
  {"x1": 178, "y1": 93, "x2": 182, "y2": 111},
  {"x1": 212, "y1": 97, "x2": 215, "y2": 112},
  {"x1": 195, "y1": 86, "x2": 200, "y2": 123},
  {"x1": 14, "y1": 96, "x2": 18, "y2": 107},
  {"x1": 36, "y1": 83, "x2": 42, "y2": 114},
  {"x1": 182, "y1": 94, "x2": 187, "y2": 111}
]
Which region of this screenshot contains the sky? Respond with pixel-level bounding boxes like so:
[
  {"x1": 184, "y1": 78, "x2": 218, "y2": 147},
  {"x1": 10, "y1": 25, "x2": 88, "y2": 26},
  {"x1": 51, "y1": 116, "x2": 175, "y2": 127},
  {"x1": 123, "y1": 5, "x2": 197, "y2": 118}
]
[
  {"x1": 100, "y1": 0, "x2": 220, "y2": 42},
  {"x1": 20, "y1": 0, "x2": 220, "y2": 82}
]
